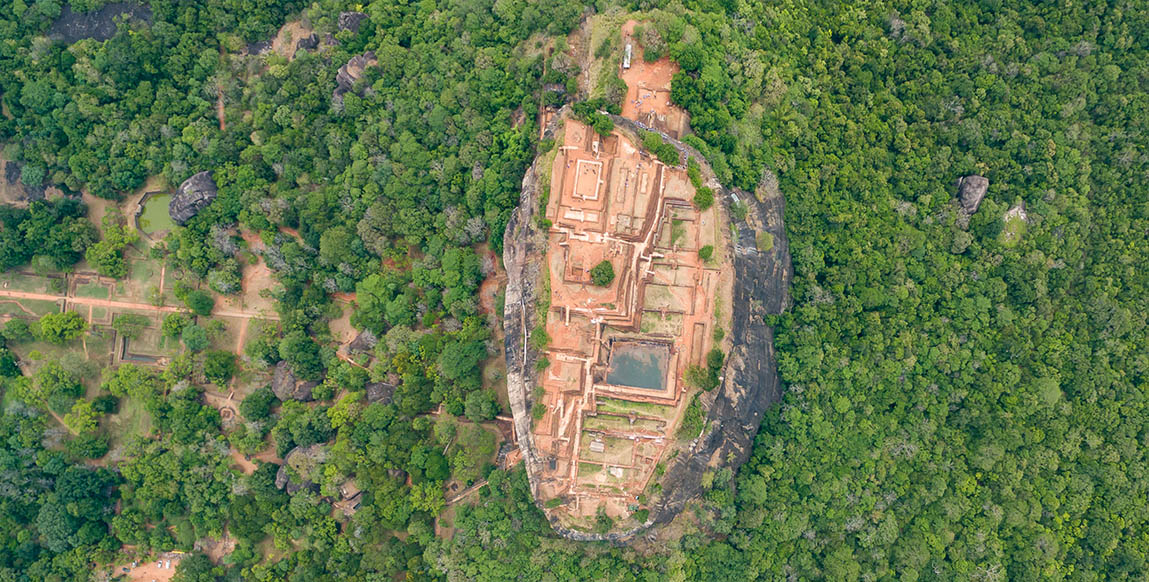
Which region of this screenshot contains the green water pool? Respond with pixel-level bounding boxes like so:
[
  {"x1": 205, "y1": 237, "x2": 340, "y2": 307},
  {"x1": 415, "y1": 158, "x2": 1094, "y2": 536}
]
[
  {"x1": 138, "y1": 194, "x2": 175, "y2": 235},
  {"x1": 605, "y1": 342, "x2": 669, "y2": 390}
]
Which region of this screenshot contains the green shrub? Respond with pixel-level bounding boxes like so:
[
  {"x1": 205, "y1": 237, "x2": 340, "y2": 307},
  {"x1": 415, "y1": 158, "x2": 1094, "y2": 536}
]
[
  {"x1": 590, "y1": 260, "x2": 615, "y2": 286},
  {"x1": 756, "y1": 231, "x2": 774, "y2": 251},
  {"x1": 676, "y1": 394, "x2": 705, "y2": 439},
  {"x1": 38, "y1": 312, "x2": 87, "y2": 344},
  {"x1": 203, "y1": 350, "x2": 237, "y2": 386},
  {"x1": 642, "y1": 132, "x2": 680, "y2": 165},
  {"x1": 693, "y1": 187, "x2": 714, "y2": 210},
  {"x1": 181, "y1": 325, "x2": 209, "y2": 352},
  {"x1": 183, "y1": 290, "x2": 215, "y2": 316},
  {"x1": 698, "y1": 245, "x2": 714, "y2": 261}
]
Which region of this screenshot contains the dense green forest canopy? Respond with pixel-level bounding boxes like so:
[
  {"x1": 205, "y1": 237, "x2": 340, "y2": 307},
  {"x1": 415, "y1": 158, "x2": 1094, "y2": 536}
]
[{"x1": 0, "y1": 0, "x2": 1146, "y2": 580}]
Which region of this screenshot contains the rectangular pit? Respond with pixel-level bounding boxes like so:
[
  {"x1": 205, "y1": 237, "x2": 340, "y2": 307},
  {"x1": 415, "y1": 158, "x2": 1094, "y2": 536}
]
[{"x1": 605, "y1": 341, "x2": 670, "y2": 391}]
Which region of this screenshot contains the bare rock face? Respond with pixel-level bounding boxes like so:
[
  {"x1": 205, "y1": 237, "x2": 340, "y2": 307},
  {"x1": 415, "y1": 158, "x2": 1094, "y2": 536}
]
[
  {"x1": 272, "y1": 361, "x2": 316, "y2": 402},
  {"x1": 332, "y1": 52, "x2": 378, "y2": 107},
  {"x1": 338, "y1": 11, "x2": 368, "y2": 33},
  {"x1": 294, "y1": 33, "x2": 319, "y2": 56},
  {"x1": 170, "y1": 171, "x2": 218, "y2": 225},
  {"x1": 346, "y1": 329, "x2": 377, "y2": 354},
  {"x1": 957, "y1": 175, "x2": 989, "y2": 214},
  {"x1": 365, "y1": 382, "x2": 396, "y2": 404},
  {"x1": 48, "y1": 2, "x2": 151, "y2": 43}
]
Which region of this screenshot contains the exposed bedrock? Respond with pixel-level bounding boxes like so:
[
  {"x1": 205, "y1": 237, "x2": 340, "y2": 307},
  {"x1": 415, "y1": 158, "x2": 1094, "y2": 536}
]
[{"x1": 503, "y1": 110, "x2": 793, "y2": 541}]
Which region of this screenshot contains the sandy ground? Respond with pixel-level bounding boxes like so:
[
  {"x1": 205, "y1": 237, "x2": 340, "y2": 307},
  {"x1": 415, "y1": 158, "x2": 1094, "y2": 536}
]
[
  {"x1": 219, "y1": 232, "x2": 278, "y2": 318},
  {"x1": 0, "y1": 154, "x2": 27, "y2": 207},
  {"x1": 271, "y1": 21, "x2": 312, "y2": 61},
  {"x1": 114, "y1": 554, "x2": 182, "y2": 582},
  {"x1": 618, "y1": 20, "x2": 689, "y2": 138},
  {"x1": 230, "y1": 446, "x2": 282, "y2": 475},
  {"x1": 81, "y1": 191, "x2": 116, "y2": 235},
  {"x1": 216, "y1": 86, "x2": 226, "y2": 132},
  {"x1": 198, "y1": 533, "x2": 236, "y2": 564},
  {"x1": 328, "y1": 304, "x2": 357, "y2": 344}
]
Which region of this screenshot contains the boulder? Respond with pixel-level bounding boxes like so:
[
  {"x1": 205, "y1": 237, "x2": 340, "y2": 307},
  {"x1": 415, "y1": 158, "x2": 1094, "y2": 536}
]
[
  {"x1": 170, "y1": 171, "x2": 218, "y2": 225},
  {"x1": 275, "y1": 444, "x2": 327, "y2": 494},
  {"x1": 346, "y1": 329, "x2": 377, "y2": 354},
  {"x1": 48, "y1": 2, "x2": 152, "y2": 44},
  {"x1": 2, "y1": 160, "x2": 45, "y2": 204},
  {"x1": 333, "y1": 51, "x2": 378, "y2": 106},
  {"x1": 365, "y1": 382, "x2": 396, "y2": 404},
  {"x1": 338, "y1": 11, "x2": 368, "y2": 33},
  {"x1": 272, "y1": 361, "x2": 316, "y2": 402},
  {"x1": 956, "y1": 175, "x2": 989, "y2": 214},
  {"x1": 294, "y1": 33, "x2": 319, "y2": 55},
  {"x1": 246, "y1": 39, "x2": 272, "y2": 55}
]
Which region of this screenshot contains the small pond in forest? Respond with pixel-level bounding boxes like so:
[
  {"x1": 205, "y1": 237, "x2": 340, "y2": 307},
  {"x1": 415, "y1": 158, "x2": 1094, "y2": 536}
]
[{"x1": 138, "y1": 194, "x2": 175, "y2": 237}]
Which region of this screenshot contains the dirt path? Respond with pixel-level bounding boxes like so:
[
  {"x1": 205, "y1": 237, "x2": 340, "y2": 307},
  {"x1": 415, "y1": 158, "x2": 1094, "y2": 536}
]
[
  {"x1": 233, "y1": 318, "x2": 249, "y2": 356},
  {"x1": 0, "y1": 288, "x2": 277, "y2": 320},
  {"x1": 216, "y1": 86, "x2": 226, "y2": 131},
  {"x1": 446, "y1": 479, "x2": 488, "y2": 505},
  {"x1": 47, "y1": 408, "x2": 76, "y2": 435},
  {"x1": 230, "y1": 449, "x2": 259, "y2": 474}
]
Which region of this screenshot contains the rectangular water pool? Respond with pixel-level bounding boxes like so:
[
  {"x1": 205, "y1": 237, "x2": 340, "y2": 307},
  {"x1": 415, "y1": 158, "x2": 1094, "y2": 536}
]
[{"x1": 605, "y1": 342, "x2": 669, "y2": 390}]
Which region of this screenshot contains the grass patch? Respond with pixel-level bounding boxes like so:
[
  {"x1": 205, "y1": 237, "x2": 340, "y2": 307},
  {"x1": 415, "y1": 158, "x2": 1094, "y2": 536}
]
[
  {"x1": 670, "y1": 219, "x2": 687, "y2": 247},
  {"x1": 676, "y1": 393, "x2": 705, "y2": 439},
  {"x1": 0, "y1": 273, "x2": 60, "y2": 294},
  {"x1": 1000, "y1": 214, "x2": 1027, "y2": 248},
  {"x1": 106, "y1": 394, "x2": 153, "y2": 448},
  {"x1": 584, "y1": 414, "x2": 664, "y2": 432},
  {"x1": 596, "y1": 397, "x2": 675, "y2": 419},
  {"x1": 756, "y1": 231, "x2": 774, "y2": 252},
  {"x1": 0, "y1": 298, "x2": 61, "y2": 317},
  {"x1": 75, "y1": 281, "x2": 111, "y2": 299}
]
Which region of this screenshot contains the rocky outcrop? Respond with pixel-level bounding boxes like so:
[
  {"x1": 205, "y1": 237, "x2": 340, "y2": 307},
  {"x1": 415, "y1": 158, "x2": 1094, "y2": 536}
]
[
  {"x1": 2, "y1": 160, "x2": 45, "y2": 204},
  {"x1": 614, "y1": 114, "x2": 792, "y2": 532},
  {"x1": 503, "y1": 110, "x2": 792, "y2": 541},
  {"x1": 294, "y1": 33, "x2": 319, "y2": 56},
  {"x1": 346, "y1": 330, "x2": 377, "y2": 354},
  {"x1": 365, "y1": 382, "x2": 396, "y2": 404},
  {"x1": 272, "y1": 361, "x2": 316, "y2": 402},
  {"x1": 332, "y1": 52, "x2": 378, "y2": 108},
  {"x1": 48, "y1": 2, "x2": 151, "y2": 43},
  {"x1": 170, "y1": 171, "x2": 217, "y2": 225},
  {"x1": 275, "y1": 444, "x2": 327, "y2": 495},
  {"x1": 956, "y1": 174, "x2": 989, "y2": 214},
  {"x1": 338, "y1": 11, "x2": 368, "y2": 33},
  {"x1": 503, "y1": 109, "x2": 567, "y2": 534}
]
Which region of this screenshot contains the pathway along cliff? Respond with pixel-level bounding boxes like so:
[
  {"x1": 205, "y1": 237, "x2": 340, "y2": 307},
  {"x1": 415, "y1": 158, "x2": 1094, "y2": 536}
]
[{"x1": 503, "y1": 109, "x2": 793, "y2": 541}]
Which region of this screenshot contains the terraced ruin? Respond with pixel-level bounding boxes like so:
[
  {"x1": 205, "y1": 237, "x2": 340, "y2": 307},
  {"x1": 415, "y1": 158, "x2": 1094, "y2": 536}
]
[{"x1": 504, "y1": 20, "x2": 791, "y2": 538}]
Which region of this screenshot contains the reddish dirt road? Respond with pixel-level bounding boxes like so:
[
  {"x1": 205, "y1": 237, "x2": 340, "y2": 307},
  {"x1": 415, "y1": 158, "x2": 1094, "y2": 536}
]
[{"x1": 0, "y1": 289, "x2": 278, "y2": 320}]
